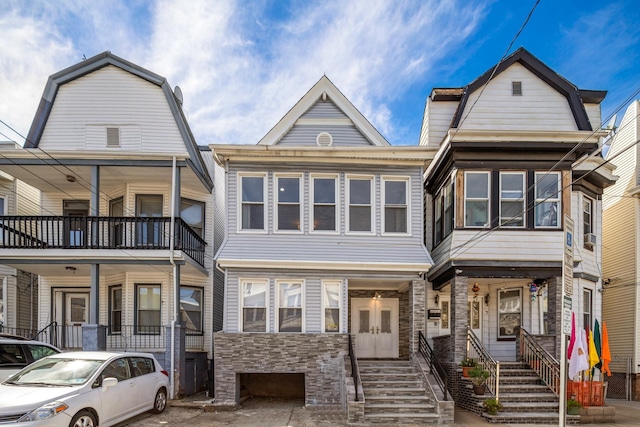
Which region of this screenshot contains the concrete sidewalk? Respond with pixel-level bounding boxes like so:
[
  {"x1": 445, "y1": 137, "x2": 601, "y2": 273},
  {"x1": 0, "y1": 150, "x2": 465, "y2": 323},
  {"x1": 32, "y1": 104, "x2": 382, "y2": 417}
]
[{"x1": 118, "y1": 397, "x2": 640, "y2": 426}]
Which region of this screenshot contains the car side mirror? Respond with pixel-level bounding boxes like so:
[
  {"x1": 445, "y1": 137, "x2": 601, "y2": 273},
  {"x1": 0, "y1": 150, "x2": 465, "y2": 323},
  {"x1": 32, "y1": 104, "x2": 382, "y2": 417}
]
[{"x1": 102, "y1": 377, "x2": 118, "y2": 390}]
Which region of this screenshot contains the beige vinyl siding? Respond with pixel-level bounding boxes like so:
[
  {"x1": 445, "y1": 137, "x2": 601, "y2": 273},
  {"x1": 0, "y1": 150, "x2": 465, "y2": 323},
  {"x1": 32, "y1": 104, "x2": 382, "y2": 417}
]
[
  {"x1": 39, "y1": 66, "x2": 186, "y2": 154},
  {"x1": 459, "y1": 63, "x2": 578, "y2": 131},
  {"x1": 584, "y1": 104, "x2": 602, "y2": 130},
  {"x1": 15, "y1": 180, "x2": 41, "y2": 215},
  {"x1": 446, "y1": 230, "x2": 563, "y2": 262},
  {"x1": 0, "y1": 180, "x2": 15, "y2": 215},
  {"x1": 420, "y1": 98, "x2": 458, "y2": 147},
  {"x1": 38, "y1": 275, "x2": 88, "y2": 329},
  {"x1": 602, "y1": 101, "x2": 639, "y2": 365}
]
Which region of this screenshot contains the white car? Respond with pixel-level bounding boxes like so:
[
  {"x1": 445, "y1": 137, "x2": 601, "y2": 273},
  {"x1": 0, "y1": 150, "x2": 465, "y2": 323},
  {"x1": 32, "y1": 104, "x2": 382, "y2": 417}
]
[
  {"x1": 0, "y1": 338, "x2": 61, "y2": 382},
  {"x1": 0, "y1": 351, "x2": 169, "y2": 427}
]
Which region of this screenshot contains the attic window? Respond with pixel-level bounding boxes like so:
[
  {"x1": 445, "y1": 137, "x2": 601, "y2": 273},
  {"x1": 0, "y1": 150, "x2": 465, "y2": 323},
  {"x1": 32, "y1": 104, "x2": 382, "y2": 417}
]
[
  {"x1": 512, "y1": 81, "x2": 522, "y2": 96},
  {"x1": 106, "y1": 127, "x2": 120, "y2": 147},
  {"x1": 316, "y1": 132, "x2": 333, "y2": 147}
]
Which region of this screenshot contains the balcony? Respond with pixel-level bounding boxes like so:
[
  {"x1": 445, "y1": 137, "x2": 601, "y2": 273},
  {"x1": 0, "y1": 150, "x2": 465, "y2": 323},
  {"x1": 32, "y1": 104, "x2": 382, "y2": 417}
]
[{"x1": 0, "y1": 216, "x2": 206, "y2": 267}]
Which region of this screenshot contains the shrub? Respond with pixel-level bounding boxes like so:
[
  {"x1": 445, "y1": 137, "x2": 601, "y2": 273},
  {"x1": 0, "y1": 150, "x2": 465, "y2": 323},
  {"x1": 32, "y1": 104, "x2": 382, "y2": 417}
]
[
  {"x1": 483, "y1": 397, "x2": 503, "y2": 415},
  {"x1": 469, "y1": 365, "x2": 490, "y2": 386},
  {"x1": 460, "y1": 357, "x2": 477, "y2": 367}
]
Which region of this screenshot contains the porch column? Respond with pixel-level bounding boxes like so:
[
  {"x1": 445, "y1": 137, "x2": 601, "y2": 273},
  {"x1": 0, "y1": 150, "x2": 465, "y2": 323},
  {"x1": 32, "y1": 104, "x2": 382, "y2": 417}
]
[
  {"x1": 174, "y1": 264, "x2": 181, "y2": 323},
  {"x1": 546, "y1": 276, "x2": 563, "y2": 360},
  {"x1": 90, "y1": 264, "x2": 99, "y2": 325},
  {"x1": 411, "y1": 279, "x2": 426, "y2": 354},
  {"x1": 451, "y1": 275, "x2": 468, "y2": 364},
  {"x1": 91, "y1": 166, "x2": 100, "y2": 247},
  {"x1": 83, "y1": 263, "x2": 106, "y2": 351}
]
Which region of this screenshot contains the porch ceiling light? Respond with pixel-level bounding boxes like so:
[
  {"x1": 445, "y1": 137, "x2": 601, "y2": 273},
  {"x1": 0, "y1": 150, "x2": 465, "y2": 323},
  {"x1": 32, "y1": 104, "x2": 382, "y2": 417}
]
[
  {"x1": 66, "y1": 175, "x2": 76, "y2": 183},
  {"x1": 65, "y1": 266, "x2": 76, "y2": 274},
  {"x1": 472, "y1": 282, "x2": 479, "y2": 301},
  {"x1": 373, "y1": 292, "x2": 381, "y2": 300}
]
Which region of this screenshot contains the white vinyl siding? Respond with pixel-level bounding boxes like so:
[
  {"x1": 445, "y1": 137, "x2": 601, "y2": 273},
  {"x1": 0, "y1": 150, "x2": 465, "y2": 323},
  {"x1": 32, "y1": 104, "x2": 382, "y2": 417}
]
[
  {"x1": 419, "y1": 98, "x2": 458, "y2": 147},
  {"x1": 347, "y1": 175, "x2": 374, "y2": 234},
  {"x1": 465, "y1": 171, "x2": 490, "y2": 228}
]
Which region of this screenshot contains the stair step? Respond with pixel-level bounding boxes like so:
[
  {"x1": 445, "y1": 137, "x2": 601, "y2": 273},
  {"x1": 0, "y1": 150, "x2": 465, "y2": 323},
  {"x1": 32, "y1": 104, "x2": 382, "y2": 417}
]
[
  {"x1": 364, "y1": 413, "x2": 440, "y2": 424},
  {"x1": 366, "y1": 395, "x2": 432, "y2": 405},
  {"x1": 365, "y1": 387, "x2": 427, "y2": 396}
]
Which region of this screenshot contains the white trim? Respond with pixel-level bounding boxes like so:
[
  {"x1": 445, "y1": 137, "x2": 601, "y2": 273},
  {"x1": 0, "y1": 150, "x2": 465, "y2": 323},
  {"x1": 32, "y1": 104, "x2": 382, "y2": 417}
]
[
  {"x1": 381, "y1": 176, "x2": 410, "y2": 236},
  {"x1": 0, "y1": 196, "x2": 6, "y2": 215},
  {"x1": 275, "y1": 279, "x2": 305, "y2": 333},
  {"x1": 534, "y1": 171, "x2": 561, "y2": 229},
  {"x1": 310, "y1": 174, "x2": 339, "y2": 234},
  {"x1": 321, "y1": 280, "x2": 342, "y2": 333},
  {"x1": 217, "y1": 258, "x2": 431, "y2": 272},
  {"x1": 346, "y1": 174, "x2": 375, "y2": 235},
  {"x1": 464, "y1": 171, "x2": 491, "y2": 228},
  {"x1": 239, "y1": 278, "x2": 269, "y2": 333},
  {"x1": 274, "y1": 173, "x2": 303, "y2": 233},
  {"x1": 499, "y1": 171, "x2": 526, "y2": 228},
  {"x1": 237, "y1": 172, "x2": 267, "y2": 233}
]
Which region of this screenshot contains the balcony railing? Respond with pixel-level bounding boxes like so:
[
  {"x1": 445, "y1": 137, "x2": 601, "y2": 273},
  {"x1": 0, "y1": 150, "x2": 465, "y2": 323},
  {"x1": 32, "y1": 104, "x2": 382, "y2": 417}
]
[{"x1": 0, "y1": 216, "x2": 206, "y2": 266}]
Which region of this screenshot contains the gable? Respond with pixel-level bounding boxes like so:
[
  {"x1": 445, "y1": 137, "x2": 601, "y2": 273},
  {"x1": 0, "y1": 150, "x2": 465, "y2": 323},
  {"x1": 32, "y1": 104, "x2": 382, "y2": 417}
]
[
  {"x1": 276, "y1": 97, "x2": 375, "y2": 147},
  {"x1": 457, "y1": 63, "x2": 578, "y2": 132},
  {"x1": 39, "y1": 65, "x2": 185, "y2": 153}
]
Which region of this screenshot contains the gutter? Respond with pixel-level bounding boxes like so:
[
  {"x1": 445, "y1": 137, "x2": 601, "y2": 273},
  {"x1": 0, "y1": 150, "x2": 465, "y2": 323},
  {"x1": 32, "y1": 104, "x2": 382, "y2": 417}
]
[{"x1": 169, "y1": 156, "x2": 177, "y2": 399}]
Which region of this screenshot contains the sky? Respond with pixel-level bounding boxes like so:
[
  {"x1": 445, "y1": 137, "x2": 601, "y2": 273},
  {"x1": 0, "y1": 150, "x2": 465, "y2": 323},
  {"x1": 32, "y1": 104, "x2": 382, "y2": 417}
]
[{"x1": 0, "y1": 0, "x2": 639, "y2": 147}]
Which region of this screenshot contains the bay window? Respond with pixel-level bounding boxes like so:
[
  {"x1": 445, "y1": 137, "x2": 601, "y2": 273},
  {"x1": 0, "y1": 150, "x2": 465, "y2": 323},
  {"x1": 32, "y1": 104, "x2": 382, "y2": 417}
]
[
  {"x1": 465, "y1": 172, "x2": 490, "y2": 227},
  {"x1": 500, "y1": 172, "x2": 525, "y2": 227},
  {"x1": 535, "y1": 172, "x2": 561, "y2": 228}
]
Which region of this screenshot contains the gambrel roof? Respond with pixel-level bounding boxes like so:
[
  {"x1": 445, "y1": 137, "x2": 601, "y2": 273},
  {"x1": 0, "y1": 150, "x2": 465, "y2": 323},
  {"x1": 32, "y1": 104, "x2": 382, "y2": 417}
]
[
  {"x1": 258, "y1": 75, "x2": 390, "y2": 146},
  {"x1": 24, "y1": 51, "x2": 213, "y2": 191}
]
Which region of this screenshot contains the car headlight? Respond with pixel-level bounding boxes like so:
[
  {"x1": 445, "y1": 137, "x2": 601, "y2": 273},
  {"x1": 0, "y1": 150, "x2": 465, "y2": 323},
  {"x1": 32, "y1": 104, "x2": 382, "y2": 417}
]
[{"x1": 17, "y1": 401, "x2": 69, "y2": 422}]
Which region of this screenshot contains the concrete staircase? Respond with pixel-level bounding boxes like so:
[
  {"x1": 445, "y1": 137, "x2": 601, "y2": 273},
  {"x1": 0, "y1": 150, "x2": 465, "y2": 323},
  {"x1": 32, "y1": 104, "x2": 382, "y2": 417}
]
[
  {"x1": 358, "y1": 360, "x2": 439, "y2": 424},
  {"x1": 481, "y1": 361, "x2": 577, "y2": 424}
]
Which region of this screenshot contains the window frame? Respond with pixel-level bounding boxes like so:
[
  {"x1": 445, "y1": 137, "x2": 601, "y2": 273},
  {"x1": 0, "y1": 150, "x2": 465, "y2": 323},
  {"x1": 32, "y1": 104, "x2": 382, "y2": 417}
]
[
  {"x1": 382, "y1": 176, "x2": 410, "y2": 235},
  {"x1": 0, "y1": 196, "x2": 6, "y2": 215},
  {"x1": 321, "y1": 280, "x2": 342, "y2": 333},
  {"x1": 238, "y1": 173, "x2": 267, "y2": 233},
  {"x1": 497, "y1": 288, "x2": 521, "y2": 340},
  {"x1": 583, "y1": 196, "x2": 593, "y2": 235},
  {"x1": 310, "y1": 174, "x2": 339, "y2": 233},
  {"x1": 583, "y1": 288, "x2": 593, "y2": 330},
  {"x1": 276, "y1": 280, "x2": 305, "y2": 333},
  {"x1": 534, "y1": 172, "x2": 561, "y2": 229},
  {"x1": 274, "y1": 173, "x2": 303, "y2": 233},
  {"x1": 134, "y1": 283, "x2": 161, "y2": 335},
  {"x1": 464, "y1": 171, "x2": 491, "y2": 228},
  {"x1": 346, "y1": 175, "x2": 374, "y2": 234},
  {"x1": 180, "y1": 197, "x2": 205, "y2": 238},
  {"x1": 179, "y1": 286, "x2": 203, "y2": 333},
  {"x1": 499, "y1": 171, "x2": 526, "y2": 228},
  {"x1": 240, "y1": 279, "x2": 268, "y2": 333},
  {"x1": 108, "y1": 284, "x2": 123, "y2": 335}
]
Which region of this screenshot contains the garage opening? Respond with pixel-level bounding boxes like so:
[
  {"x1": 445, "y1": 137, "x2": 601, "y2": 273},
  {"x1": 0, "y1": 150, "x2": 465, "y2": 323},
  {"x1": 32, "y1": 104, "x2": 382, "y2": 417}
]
[{"x1": 238, "y1": 373, "x2": 305, "y2": 400}]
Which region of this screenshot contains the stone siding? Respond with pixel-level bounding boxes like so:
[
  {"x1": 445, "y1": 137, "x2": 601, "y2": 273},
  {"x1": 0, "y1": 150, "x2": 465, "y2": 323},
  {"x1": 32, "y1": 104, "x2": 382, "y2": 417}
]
[{"x1": 214, "y1": 333, "x2": 349, "y2": 408}]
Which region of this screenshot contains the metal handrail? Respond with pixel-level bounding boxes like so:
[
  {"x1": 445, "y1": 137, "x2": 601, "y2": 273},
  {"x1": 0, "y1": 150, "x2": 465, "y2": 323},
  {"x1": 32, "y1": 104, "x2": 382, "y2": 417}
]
[
  {"x1": 348, "y1": 334, "x2": 360, "y2": 401},
  {"x1": 467, "y1": 327, "x2": 500, "y2": 399},
  {"x1": 418, "y1": 331, "x2": 448, "y2": 400},
  {"x1": 519, "y1": 327, "x2": 560, "y2": 395}
]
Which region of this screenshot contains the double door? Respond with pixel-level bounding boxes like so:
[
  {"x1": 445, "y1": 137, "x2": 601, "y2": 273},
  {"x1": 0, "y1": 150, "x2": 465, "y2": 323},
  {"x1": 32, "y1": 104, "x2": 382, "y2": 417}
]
[{"x1": 351, "y1": 298, "x2": 398, "y2": 358}]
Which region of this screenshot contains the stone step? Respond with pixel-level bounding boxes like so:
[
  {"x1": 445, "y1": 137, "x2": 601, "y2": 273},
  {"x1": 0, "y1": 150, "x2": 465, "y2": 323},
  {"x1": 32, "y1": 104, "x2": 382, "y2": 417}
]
[
  {"x1": 361, "y1": 380, "x2": 423, "y2": 388},
  {"x1": 497, "y1": 401, "x2": 559, "y2": 413},
  {"x1": 365, "y1": 387, "x2": 427, "y2": 397},
  {"x1": 364, "y1": 413, "x2": 440, "y2": 424},
  {"x1": 482, "y1": 411, "x2": 568, "y2": 424},
  {"x1": 499, "y1": 383, "x2": 554, "y2": 392},
  {"x1": 366, "y1": 395, "x2": 433, "y2": 405},
  {"x1": 365, "y1": 402, "x2": 436, "y2": 414},
  {"x1": 498, "y1": 392, "x2": 559, "y2": 403}
]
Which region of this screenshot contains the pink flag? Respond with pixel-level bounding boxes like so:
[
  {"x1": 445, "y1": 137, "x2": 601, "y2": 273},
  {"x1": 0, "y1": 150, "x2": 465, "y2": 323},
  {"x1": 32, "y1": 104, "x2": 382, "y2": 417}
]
[{"x1": 567, "y1": 312, "x2": 576, "y2": 358}]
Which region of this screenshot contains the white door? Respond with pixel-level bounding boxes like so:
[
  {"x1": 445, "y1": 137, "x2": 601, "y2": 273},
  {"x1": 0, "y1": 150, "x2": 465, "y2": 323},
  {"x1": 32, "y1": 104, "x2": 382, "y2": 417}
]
[
  {"x1": 65, "y1": 293, "x2": 89, "y2": 348},
  {"x1": 436, "y1": 296, "x2": 482, "y2": 340},
  {"x1": 351, "y1": 298, "x2": 398, "y2": 358}
]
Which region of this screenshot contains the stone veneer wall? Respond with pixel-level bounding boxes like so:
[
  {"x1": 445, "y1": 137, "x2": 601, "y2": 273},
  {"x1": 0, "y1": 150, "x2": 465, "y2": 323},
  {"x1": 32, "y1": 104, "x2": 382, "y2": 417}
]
[
  {"x1": 348, "y1": 289, "x2": 410, "y2": 359},
  {"x1": 214, "y1": 333, "x2": 349, "y2": 407}
]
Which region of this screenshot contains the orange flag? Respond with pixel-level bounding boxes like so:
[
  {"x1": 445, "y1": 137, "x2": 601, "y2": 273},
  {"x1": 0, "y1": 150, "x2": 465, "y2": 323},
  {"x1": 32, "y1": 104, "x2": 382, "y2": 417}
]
[{"x1": 601, "y1": 322, "x2": 612, "y2": 376}]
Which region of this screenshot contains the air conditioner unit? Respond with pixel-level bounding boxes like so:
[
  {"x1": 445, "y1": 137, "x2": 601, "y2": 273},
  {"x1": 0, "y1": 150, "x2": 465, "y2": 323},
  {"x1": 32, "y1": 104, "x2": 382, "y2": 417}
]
[{"x1": 584, "y1": 233, "x2": 596, "y2": 248}]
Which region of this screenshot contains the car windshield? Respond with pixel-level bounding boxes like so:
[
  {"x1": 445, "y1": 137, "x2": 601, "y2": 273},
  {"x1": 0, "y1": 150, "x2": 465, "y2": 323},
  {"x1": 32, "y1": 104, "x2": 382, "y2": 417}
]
[{"x1": 6, "y1": 358, "x2": 103, "y2": 386}]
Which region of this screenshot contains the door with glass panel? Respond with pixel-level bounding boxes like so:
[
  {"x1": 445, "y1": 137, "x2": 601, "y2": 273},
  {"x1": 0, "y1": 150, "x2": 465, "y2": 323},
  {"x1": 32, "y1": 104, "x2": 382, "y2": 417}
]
[
  {"x1": 136, "y1": 195, "x2": 163, "y2": 246},
  {"x1": 64, "y1": 293, "x2": 89, "y2": 348},
  {"x1": 351, "y1": 298, "x2": 398, "y2": 358},
  {"x1": 436, "y1": 296, "x2": 482, "y2": 340}
]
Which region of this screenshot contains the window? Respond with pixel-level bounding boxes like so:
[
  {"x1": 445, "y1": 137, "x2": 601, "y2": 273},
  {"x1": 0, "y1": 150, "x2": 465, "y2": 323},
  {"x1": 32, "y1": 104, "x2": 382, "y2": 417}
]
[
  {"x1": 0, "y1": 344, "x2": 26, "y2": 367},
  {"x1": 312, "y1": 176, "x2": 337, "y2": 231},
  {"x1": 434, "y1": 180, "x2": 454, "y2": 245},
  {"x1": 129, "y1": 357, "x2": 155, "y2": 377},
  {"x1": 348, "y1": 176, "x2": 373, "y2": 232},
  {"x1": 323, "y1": 281, "x2": 341, "y2": 333},
  {"x1": 26, "y1": 344, "x2": 58, "y2": 361},
  {"x1": 277, "y1": 281, "x2": 303, "y2": 332},
  {"x1": 512, "y1": 81, "x2": 522, "y2": 96},
  {"x1": 0, "y1": 197, "x2": 5, "y2": 215},
  {"x1": 136, "y1": 195, "x2": 163, "y2": 246},
  {"x1": 109, "y1": 285, "x2": 122, "y2": 334},
  {"x1": 498, "y1": 289, "x2": 521, "y2": 339},
  {"x1": 383, "y1": 178, "x2": 408, "y2": 233},
  {"x1": 434, "y1": 191, "x2": 442, "y2": 244},
  {"x1": 180, "y1": 286, "x2": 203, "y2": 332},
  {"x1": 101, "y1": 358, "x2": 131, "y2": 382},
  {"x1": 443, "y1": 183, "x2": 453, "y2": 235},
  {"x1": 181, "y1": 198, "x2": 205, "y2": 238},
  {"x1": 240, "y1": 175, "x2": 265, "y2": 230},
  {"x1": 468, "y1": 300, "x2": 480, "y2": 329},
  {"x1": 276, "y1": 175, "x2": 301, "y2": 231},
  {"x1": 500, "y1": 172, "x2": 525, "y2": 227},
  {"x1": 109, "y1": 197, "x2": 124, "y2": 247},
  {"x1": 535, "y1": 172, "x2": 561, "y2": 228},
  {"x1": 583, "y1": 198, "x2": 593, "y2": 234},
  {"x1": 441, "y1": 300, "x2": 449, "y2": 329},
  {"x1": 242, "y1": 280, "x2": 267, "y2": 332},
  {"x1": 465, "y1": 172, "x2": 490, "y2": 227},
  {"x1": 583, "y1": 289, "x2": 592, "y2": 330},
  {"x1": 136, "y1": 284, "x2": 161, "y2": 334}
]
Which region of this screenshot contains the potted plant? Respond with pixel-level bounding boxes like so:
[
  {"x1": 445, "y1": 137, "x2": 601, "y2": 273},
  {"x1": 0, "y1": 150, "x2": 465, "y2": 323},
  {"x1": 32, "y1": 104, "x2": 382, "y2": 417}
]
[
  {"x1": 567, "y1": 398, "x2": 582, "y2": 415},
  {"x1": 460, "y1": 357, "x2": 476, "y2": 377},
  {"x1": 483, "y1": 397, "x2": 503, "y2": 415},
  {"x1": 469, "y1": 365, "x2": 490, "y2": 395}
]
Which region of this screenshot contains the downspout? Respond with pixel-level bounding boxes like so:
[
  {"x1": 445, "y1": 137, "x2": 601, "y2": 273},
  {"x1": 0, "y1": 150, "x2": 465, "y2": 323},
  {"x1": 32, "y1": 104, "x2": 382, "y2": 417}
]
[{"x1": 169, "y1": 156, "x2": 177, "y2": 399}]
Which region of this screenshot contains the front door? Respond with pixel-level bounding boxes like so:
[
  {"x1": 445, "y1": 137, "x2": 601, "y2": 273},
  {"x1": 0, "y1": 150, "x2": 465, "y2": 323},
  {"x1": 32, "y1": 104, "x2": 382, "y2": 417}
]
[
  {"x1": 351, "y1": 297, "x2": 398, "y2": 358},
  {"x1": 65, "y1": 293, "x2": 89, "y2": 348},
  {"x1": 436, "y1": 296, "x2": 483, "y2": 340},
  {"x1": 63, "y1": 200, "x2": 89, "y2": 247}
]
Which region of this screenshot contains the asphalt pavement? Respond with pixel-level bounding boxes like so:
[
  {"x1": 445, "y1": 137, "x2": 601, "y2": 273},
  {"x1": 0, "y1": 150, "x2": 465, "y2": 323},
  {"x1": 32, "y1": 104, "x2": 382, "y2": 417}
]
[{"x1": 115, "y1": 397, "x2": 640, "y2": 426}]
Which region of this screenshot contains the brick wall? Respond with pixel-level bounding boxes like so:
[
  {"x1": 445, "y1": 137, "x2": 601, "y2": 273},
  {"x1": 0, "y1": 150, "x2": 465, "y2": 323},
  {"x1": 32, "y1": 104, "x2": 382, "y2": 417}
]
[{"x1": 214, "y1": 333, "x2": 348, "y2": 407}]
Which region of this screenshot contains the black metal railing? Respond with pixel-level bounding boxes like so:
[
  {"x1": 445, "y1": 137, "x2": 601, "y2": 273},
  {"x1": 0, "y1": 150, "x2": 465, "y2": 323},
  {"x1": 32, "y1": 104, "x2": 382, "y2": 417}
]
[
  {"x1": 348, "y1": 334, "x2": 360, "y2": 402},
  {"x1": 0, "y1": 216, "x2": 206, "y2": 266},
  {"x1": 519, "y1": 327, "x2": 560, "y2": 396},
  {"x1": 418, "y1": 331, "x2": 448, "y2": 400}
]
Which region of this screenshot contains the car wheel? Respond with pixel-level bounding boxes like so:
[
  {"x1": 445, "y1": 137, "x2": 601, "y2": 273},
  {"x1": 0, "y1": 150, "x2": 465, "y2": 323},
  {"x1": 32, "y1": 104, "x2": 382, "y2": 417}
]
[
  {"x1": 69, "y1": 410, "x2": 96, "y2": 427},
  {"x1": 151, "y1": 387, "x2": 167, "y2": 414}
]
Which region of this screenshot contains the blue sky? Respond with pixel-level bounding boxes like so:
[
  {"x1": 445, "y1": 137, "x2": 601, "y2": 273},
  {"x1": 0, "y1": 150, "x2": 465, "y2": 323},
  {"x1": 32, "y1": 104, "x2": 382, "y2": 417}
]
[{"x1": 0, "y1": 0, "x2": 638, "y2": 146}]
